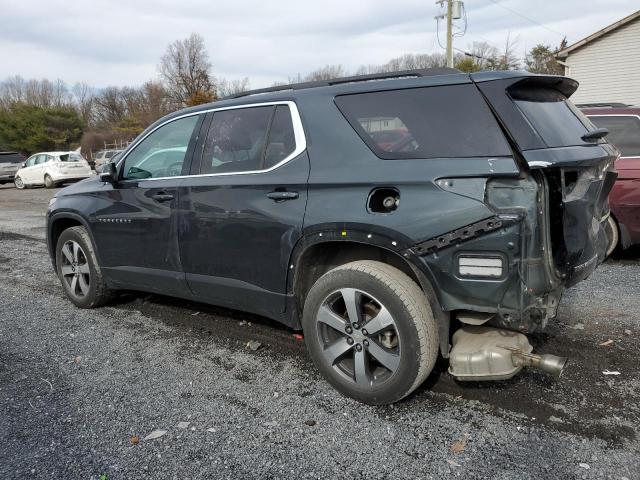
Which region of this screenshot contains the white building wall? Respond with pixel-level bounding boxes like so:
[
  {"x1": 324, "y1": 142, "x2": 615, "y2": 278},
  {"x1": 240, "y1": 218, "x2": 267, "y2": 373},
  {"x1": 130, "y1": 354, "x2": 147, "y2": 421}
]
[{"x1": 564, "y1": 17, "x2": 640, "y2": 106}]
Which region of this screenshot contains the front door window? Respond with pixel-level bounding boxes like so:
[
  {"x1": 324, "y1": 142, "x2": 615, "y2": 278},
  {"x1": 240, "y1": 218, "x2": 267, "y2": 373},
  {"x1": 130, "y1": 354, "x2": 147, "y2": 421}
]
[{"x1": 122, "y1": 115, "x2": 200, "y2": 180}]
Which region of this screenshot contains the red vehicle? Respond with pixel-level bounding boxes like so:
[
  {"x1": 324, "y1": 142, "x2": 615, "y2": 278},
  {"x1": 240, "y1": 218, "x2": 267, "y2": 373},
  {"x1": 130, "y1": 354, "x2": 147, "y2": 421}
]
[{"x1": 582, "y1": 106, "x2": 640, "y2": 254}]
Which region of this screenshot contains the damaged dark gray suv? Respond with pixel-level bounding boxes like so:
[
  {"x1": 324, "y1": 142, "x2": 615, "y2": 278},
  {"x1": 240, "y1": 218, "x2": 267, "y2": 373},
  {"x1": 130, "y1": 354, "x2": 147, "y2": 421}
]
[{"x1": 47, "y1": 69, "x2": 617, "y2": 405}]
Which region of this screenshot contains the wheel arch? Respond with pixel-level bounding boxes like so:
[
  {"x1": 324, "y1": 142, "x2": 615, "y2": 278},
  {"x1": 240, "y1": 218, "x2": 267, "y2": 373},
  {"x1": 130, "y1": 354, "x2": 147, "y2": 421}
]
[
  {"x1": 287, "y1": 232, "x2": 450, "y2": 357},
  {"x1": 48, "y1": 213, "x2": 101, "y2": 271}
]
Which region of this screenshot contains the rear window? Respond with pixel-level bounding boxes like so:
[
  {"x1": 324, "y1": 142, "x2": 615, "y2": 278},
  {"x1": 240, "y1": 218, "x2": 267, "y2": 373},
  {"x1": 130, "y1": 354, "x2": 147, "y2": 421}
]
[
  {"x1": 59, "y1": 153, "x2": 84, "y2": 162},
  {"x1": 335, "y1": 84, "x2": 511, "y2": 159},
  {"x1": 587, "y1": 115, "x2": 640, "y2": 157},
  {"x1": 509, "y1": 86, "x2": 592, "y2": 147},
  {"x1": 0, "y1": 153, "x2": 25, "y2": 164}
]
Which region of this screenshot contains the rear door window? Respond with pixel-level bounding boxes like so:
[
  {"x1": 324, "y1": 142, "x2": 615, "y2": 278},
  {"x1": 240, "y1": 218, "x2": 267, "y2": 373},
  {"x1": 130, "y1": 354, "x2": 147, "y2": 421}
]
[
  {"x1": 509, "y1": 86, "x2": 593, "y2": 147},
  {"x1": 335, "y1": 84, "x2": 511, "y2": 159},
  {"x1": 587, "y1": 115, "x2": 640, "y2": 157},
  {"x1": 263, "y1": 105, "x2": 297, "y2": 169},
  {"x1": 201, "y1": 106, "x2": 273, "y2": 174}
]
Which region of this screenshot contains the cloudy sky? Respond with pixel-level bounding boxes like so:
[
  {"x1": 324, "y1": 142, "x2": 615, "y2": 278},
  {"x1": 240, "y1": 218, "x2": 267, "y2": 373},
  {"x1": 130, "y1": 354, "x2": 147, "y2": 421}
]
[{"x1": 0, "y1": 0, "x2": 636, "y2": 89}]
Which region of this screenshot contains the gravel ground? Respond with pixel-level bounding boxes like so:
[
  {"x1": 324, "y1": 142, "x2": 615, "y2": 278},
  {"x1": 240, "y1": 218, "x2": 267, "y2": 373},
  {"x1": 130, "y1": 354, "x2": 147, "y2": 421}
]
[{"x1": 1, "y1": 183, "x2": 639, "y2": 479}]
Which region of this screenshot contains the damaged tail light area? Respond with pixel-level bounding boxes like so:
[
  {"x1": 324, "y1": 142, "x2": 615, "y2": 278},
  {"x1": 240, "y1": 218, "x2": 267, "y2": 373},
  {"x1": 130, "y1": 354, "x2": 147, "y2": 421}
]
[{"x1": 544, "y1": 162, "x2": 617, "y2": 286}]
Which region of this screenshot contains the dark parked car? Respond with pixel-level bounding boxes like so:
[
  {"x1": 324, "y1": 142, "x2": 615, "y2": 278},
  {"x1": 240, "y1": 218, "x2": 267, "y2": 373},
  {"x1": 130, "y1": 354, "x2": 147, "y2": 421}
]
[
  {"x1": 582, "y1": 106, "x2": 640, "y2": 254},
  {"x1": 0, "y1": 151, "x2": 26, "y2": 184},
  {"x1": 47, "y1": 69, "x2": 617, "y2": 404}
]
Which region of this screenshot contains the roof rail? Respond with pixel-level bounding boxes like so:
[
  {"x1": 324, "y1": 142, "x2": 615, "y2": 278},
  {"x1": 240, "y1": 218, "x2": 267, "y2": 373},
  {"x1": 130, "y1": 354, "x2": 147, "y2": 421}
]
[
  {"x1": 576, "y1": 102, "x2": 630, "y2": 108},
  {"x1": 225, "y1": 68, "x2": 461, "y2": 99}
]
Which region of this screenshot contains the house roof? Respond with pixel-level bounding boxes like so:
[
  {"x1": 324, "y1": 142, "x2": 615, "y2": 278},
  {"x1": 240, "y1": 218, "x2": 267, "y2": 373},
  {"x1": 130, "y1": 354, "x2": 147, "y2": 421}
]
[{"x1": 556, "y1": 9, "x2": 640, "y2": 58}]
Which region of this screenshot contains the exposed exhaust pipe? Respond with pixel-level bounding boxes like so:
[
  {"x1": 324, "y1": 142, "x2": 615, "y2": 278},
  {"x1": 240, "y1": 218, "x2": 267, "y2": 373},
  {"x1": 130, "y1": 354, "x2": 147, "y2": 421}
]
[
  {"x1": 504, "y1": 347, "x2": 568, "y2": 379},
  {"x1": 448, "y1": 326, "x2": 568, "y2": 381}
]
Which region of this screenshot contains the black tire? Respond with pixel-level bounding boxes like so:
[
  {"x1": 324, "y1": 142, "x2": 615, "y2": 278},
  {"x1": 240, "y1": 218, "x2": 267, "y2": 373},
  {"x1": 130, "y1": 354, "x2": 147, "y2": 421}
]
[
  {"x1": 56, "y1": 226, "x2": 115, "y2": 308},
  {"x1": 14, "y1": 176, "x2": 25, "y2": 189},
  {"x1": 44, "y1": 174, "x2": 56, "y2": 189},
  {"x1": 302, "y1": 260, "x2": 439, "y2": 405}
]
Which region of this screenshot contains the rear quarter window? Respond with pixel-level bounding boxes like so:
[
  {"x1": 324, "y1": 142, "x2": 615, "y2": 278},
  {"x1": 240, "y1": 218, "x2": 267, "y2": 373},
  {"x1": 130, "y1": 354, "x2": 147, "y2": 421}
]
[
  {"x1": 587, "y1": 115, "x2": 640, "y2": 157},
  {"x1": 334, "y1": 84, "x2": 511, "y2": 159}
]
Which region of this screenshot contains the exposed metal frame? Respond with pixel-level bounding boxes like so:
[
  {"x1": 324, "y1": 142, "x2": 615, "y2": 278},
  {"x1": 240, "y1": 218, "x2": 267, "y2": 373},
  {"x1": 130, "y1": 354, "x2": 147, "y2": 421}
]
[
  {"x1": 586, "y1": 113, "x2": 640, "y2": 159},
  {"x1": 116, "y1": 100, "x2": 307, "y2": 181}
]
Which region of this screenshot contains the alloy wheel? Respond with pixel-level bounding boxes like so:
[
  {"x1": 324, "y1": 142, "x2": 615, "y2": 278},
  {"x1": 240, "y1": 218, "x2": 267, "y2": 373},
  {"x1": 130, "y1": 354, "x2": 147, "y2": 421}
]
[
  {"x1": 14, "y1": 176, "x2": 24, "y2": 189},
  {"x1": 315, "y1": 288, "x2": 401, "y2": 387},
  {"x1": 60, "y1": 240, "x2": 91, "y2": 298}
]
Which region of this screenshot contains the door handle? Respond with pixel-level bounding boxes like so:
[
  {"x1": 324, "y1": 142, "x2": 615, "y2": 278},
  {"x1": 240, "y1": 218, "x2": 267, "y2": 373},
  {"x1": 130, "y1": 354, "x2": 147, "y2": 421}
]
[
  {"x1": 267, "y1": 191, "x2": 299, "y2": 201},
  {"x1": 152, "y1": 192, "x2": 174, "y2": 202}
]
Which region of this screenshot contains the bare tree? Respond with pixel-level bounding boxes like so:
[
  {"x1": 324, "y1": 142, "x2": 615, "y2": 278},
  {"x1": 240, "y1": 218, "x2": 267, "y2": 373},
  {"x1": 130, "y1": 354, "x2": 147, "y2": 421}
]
[
  {"x1": 138, "y1": 81, "x2": 173, "y2": 124},
  {"x1": 216, "y1": 77, "x2": 250, "y2": 98},
  {"x1": 0, "y1": 76, "x2": 26, "y2": 108},
  {"x1": 72, "y1": 82, "x2": 95, "y2": 125},
  {"x1": 302, "y1": 65, "x2": 346, "y2": 82},
  {"x1": 0, "y1": 76, "x2": 72, "y2": 109},
  {"x1": 355, "y1": 53, "x2": 449, "y2": 76},
  {"x1": 92, "y1": 87, "x2": 127, "y2": 126},
  {"x1": 496, "y1": 33, "x2": 520, "y2": 70},
  {"x1": 466, "y1": 42, "x2": 499, "y2": 69},
  {"x1": 159, "y1": 33, "x2": 215, "y2": 106}
]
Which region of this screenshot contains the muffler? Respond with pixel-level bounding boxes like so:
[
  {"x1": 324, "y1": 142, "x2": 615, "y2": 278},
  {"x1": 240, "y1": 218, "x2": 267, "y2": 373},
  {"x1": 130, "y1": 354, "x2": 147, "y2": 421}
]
[{"x1": 448, "y1": 326, "x2": 567, "y2": 381}]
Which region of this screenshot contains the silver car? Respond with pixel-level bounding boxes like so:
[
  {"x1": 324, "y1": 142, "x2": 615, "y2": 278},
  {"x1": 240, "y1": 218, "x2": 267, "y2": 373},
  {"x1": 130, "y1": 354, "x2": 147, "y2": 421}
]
[
  {"x1": 0, "y1": 152, "x2": 26, "y2": 185},
  {"x1": 93, "y1": 149, "x2": 123, "y2": 169}
]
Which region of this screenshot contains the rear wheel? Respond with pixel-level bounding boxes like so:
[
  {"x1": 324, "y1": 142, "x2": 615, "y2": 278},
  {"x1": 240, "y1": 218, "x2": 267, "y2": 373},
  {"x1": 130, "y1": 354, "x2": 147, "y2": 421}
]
[
  {"x1": 14, "y1": 176, "x2": 25, "y2": 189},
  {"x1": 605, "y1": 215, "x2": 619, "y2": 257},
  {"x1": 302, "y1": 260, "x2": 439, "y2": 405},
  {"x1": 44, "y1": 174, "x2": 56, "y2": 189},
  {"x1": 56, "y1": 226, "x2": 115, "y2": 308}
]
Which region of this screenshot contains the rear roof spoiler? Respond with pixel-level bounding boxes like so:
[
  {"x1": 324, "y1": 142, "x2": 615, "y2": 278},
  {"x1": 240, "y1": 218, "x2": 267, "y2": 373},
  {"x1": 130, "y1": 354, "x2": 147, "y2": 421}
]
[{"x1": 471, "y1": 72, "x2": 579, "y2": 98}]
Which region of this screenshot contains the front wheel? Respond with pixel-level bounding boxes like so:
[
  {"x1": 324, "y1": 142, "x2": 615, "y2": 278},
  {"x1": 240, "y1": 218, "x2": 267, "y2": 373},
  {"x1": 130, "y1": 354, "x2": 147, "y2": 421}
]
[
  {"x1": 56, "y1": 226, "x2": 115, "y2": 308},
  {"x1": 14, "y1": 176, "x2": 25, "y2": 189},
  {"x1": 302, "y1": 260, "x2": 439, "y2": 405}
]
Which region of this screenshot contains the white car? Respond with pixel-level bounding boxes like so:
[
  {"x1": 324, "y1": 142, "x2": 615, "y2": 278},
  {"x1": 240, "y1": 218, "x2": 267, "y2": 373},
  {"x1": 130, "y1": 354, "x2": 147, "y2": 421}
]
[{"x1": 14, "y1": 151, "x2": 94, "y2": 189}]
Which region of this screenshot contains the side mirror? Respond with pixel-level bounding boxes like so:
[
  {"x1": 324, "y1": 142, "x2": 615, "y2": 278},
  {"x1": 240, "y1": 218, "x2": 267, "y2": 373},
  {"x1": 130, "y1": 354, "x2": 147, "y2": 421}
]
[
  {"x1": 21, "y1": 162, "x2": 26, "y2": 168},
  {"x1": 99, "y1": 161, "x2": 118, "y2": 185}
]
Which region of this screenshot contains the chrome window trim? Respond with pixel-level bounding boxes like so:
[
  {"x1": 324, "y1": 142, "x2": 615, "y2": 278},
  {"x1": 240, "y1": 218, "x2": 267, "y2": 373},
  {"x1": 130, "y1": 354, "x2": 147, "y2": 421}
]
[
  {"x1": 586, "y1": 114, "x2": 640, "y2": 159},
  {"x1": 117, "y1": 100, "x2": 307, "y2": 181}
]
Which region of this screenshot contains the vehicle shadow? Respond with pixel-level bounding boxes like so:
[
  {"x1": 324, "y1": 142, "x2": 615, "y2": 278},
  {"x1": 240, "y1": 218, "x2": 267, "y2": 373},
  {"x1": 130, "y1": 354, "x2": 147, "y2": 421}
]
[{"x1": 609, "y1": 244, "x2": 640, "y2": 262}]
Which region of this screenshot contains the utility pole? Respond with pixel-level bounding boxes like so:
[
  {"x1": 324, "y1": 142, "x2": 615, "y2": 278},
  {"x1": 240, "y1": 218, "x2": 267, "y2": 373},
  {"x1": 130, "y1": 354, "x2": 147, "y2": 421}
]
[
  {"x1": 435, "y1": 0, "x2": 462, "y2": 68},
  {"x1": 445, "y1": 0, "x2": 453, "y2": 68}
]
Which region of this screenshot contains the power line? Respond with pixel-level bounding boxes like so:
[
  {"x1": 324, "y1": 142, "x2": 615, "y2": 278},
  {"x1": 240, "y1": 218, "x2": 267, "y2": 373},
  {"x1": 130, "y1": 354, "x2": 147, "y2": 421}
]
[{"x1": 487, "y1": 0, "x2": 566, "y2": 39}]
